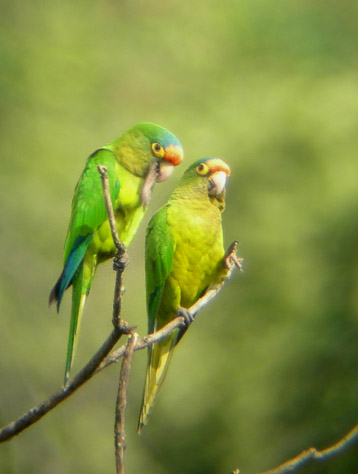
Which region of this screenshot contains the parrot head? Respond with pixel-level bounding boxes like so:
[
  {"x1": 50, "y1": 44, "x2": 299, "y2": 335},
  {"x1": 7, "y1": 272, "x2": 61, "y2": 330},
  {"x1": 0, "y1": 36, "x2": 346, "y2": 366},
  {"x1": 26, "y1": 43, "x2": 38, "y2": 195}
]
[
  {"x1": 184, "y1": 157, "x2": 230, "y2": 193},
  {"x1": 113, "y1": 122, "x2": 183, "y2": 206},
  {"x1": 173, "y1": 158, "x2": 230, "y2": 211}
]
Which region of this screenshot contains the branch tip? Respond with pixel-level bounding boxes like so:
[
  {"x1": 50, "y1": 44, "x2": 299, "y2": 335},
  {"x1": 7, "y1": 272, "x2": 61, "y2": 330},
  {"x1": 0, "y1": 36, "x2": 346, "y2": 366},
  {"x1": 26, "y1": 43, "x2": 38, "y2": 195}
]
[{"x1": 224, "y1": 241, "x2": 244, "y2": 272}]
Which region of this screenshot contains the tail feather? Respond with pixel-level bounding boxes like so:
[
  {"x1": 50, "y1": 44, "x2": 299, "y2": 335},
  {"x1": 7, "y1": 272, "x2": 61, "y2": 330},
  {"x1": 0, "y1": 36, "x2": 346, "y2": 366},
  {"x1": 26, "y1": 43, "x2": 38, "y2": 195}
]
[
  {"x1": 64, "y1": 266, "x2": 87, "y2": 384},
  {"x1": 49, "y1": 234, "x2": 93, "y2": 312},
  {"x1": 48, "y1": 277, "x2": 62, "y2": 311},
  {"x1": 138, "y1": 333, "x2": 178, "y2": 433}
]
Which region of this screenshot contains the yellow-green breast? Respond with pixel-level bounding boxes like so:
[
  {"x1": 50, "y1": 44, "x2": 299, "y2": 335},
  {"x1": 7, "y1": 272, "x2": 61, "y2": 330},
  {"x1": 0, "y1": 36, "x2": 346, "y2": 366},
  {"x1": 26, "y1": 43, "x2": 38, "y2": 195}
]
[
  {"x1": 90, "y1": 163, "x2": 146, "y2": 260},
  {"x1": 157, "y1": 199, "x2": 224, "y2": 325}
]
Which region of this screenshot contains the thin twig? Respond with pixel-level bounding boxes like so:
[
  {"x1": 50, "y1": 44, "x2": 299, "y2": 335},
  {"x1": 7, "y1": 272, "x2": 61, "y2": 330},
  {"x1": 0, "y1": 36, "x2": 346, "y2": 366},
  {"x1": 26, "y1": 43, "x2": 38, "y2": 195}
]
[
  {"x1": 0, "y1": 165, "x2": 131, "y2": 444},
  {"x1": 97, "y1": 164, "x2": 128, "y2": 329},
  {"x1": 97, "y1": 165, "x2": 123, "y2": 251},
  {"x1": 97, "y1": 256, "x2": 239, "y2": 372},
  {"x1": 0, "y1": 244, "x2": 239, "y2": 444},
  {"x1": 224, "y1": 240, "x2": 244, "y2": 272},
  {"x1": 230, "y1": 425, "x2": 358, "y2": 473},
  {"x1": 317, "y1": 424, "x2": 358, "y2": 459},
  {"x1": 97, "y1": 163, "x2": 134, "y2": 473},
  {"x1": 96, "y1": 318, "x2": 186, "y2": 372},
  {"x1": 0, "y1": 329, "x2": 121, "y2": 443},
  {"x1": 258, "y1": 448, "x2": 317, "y2": 474},
  {"x1": 115, "y1": 333, "x2": 138, "y2": 474},
  {"x1": 0, "y1": 317, "x2": 183, "y2": 443},
  {"x1": 252, "y1": 424, "x2": 358, "y2": 474}
]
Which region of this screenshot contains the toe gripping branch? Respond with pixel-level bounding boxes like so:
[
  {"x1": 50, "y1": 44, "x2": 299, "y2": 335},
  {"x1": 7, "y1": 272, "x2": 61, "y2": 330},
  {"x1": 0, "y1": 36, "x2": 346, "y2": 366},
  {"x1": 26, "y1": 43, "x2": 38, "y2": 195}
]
[
  {"x1": 177, "y1": 307, "x2": 195, "y2": 326},
  {"x1": 113, "y1": 249, "x2": 129, "y2": 272}
]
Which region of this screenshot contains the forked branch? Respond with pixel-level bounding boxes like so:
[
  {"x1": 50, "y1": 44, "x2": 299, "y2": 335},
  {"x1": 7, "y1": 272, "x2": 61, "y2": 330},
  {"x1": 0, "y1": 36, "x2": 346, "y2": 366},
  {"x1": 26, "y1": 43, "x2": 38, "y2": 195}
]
[
  {"x1": 0, "y1": 253, "x2": 238, "y2": 443},
  {"x1": 0, "y1": 166, "x2": 241, "y2": 445},
  {"x1": 4, "y1": 166, "x2": 352, "y2": 474}
]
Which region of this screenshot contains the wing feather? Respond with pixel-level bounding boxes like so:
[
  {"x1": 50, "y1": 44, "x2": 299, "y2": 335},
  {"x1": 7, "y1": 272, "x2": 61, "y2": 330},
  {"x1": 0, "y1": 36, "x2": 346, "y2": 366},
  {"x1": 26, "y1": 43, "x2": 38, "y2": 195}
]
[
  {"x1": 145, "y1": 206, "x2": 174, "y2": 334},
  {"x1": 63, "y1": 149, "x2": 119, "y2": 262}
]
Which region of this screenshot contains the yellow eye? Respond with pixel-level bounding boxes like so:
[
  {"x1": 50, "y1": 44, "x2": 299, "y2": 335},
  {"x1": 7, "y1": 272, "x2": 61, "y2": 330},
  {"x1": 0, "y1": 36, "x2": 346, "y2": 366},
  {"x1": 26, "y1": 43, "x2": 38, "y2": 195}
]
[
  {"x1": 196, "y1": 163, "x2": 209, "y2": 175},
  {"x1": 151, "y1": 142, "x2": 164, "y2": 158}
]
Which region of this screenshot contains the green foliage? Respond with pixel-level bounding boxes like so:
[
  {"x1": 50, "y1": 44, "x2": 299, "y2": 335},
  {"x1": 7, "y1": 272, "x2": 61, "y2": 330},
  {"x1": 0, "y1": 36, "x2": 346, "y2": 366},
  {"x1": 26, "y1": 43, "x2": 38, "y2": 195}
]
[{"x1": 0, "y1": 1, "x2": 357, "y2": 473}]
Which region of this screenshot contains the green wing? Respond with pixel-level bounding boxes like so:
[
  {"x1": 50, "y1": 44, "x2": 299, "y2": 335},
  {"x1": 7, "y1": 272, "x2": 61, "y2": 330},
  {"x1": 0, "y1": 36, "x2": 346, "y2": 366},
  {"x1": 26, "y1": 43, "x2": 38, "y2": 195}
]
[
  {"x1": 145, "y1": 205, "x2": 174, "y2": 334},
  {"x1": 64, "y1": 149, "x2": 120, "y2": 262}
]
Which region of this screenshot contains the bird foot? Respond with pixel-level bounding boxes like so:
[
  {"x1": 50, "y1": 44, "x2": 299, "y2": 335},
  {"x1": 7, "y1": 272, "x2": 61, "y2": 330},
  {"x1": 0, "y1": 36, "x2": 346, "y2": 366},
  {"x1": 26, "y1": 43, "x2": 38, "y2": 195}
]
[
  {"x1": 224, "y1": 241, "x2": 244, "y2": 272},
  {"x1": 177, "y1": 306, "x2": 194, "y2": 326},
  {"x1": 113, "y1": 251, "x2": 129, "y2": 272}
]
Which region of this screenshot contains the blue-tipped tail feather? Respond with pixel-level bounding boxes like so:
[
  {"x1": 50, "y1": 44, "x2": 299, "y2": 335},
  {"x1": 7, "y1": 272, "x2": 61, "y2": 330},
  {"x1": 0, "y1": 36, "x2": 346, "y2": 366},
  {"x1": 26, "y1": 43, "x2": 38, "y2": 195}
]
[{"x1": 49, "y1": 234, "x2": 93, "y2": 311}]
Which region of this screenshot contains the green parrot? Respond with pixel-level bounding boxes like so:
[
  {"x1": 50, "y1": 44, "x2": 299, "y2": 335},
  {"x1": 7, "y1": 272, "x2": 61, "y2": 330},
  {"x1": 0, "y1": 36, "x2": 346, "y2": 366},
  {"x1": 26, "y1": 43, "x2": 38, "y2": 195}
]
[
  {"x1": 138, "y1": 157, "x2": 231, "y2": 432},
  {"x1": 49, "y1": 122, "x2": 183, "y2": 383}
]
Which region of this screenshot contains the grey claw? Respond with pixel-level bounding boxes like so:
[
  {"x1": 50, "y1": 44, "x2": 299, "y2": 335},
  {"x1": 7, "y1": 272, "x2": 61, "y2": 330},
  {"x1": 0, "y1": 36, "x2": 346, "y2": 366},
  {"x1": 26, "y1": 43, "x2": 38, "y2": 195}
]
[{"x1": 177, "y1": 307, "x2": 194, "y2": 326}]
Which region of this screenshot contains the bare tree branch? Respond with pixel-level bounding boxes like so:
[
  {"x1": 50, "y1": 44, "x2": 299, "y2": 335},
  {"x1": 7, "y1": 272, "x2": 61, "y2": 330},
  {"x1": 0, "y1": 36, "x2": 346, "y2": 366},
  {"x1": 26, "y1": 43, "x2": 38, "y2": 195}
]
[
  {"x1": 1, "y1": 163, "x2": 355, "y2": 474},
  {"x1": 114, "y1": 333, "x2": 138, "y2": 474},
  {"x1": 0, "y1": 329, "x2": 121, "y2": 443},
  {"x1": 0, "y1": 165, "x2": 131, "y2": 444},
  {"x1": 316, "y1": 424, "x2": 358, "y2": 459},
  {"x1": 0, "y1": 162, "x2": 244, "y2": 474},
  {"x1": 258, "y1": 424, "x2": 358, "y2": 474},
  {"x1": 230, "y1": 424, "x2": 358, "y2": 474},
  {"x1": 97, "y1": 164, "x2": 123, "y2": 252},
  {"x1": 0, "y1": 163, "x2": 242, "y2": 470},
  {"x1": 97, "y1": 256, "x2": 241, "y2": 371},
  {"x1": 97, "y1": 164, "x2": 129, "y2": 330},
  {"x1": 0, "y1": 244, "x2": 240, "y2": 444}
]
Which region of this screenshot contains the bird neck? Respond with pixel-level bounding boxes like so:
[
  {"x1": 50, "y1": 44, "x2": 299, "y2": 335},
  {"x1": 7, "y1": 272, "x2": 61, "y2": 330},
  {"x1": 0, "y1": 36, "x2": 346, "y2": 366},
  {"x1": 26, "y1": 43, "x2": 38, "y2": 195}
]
[
  {"x1": 106, "y1": 135, "x2": 150, "y2": 178},
  {"x1": 170, "y1": 180, "x2": 208, "y2": 203},
  {"x1": 170, "y1": 181, "x2": 225, "y2": 212}
]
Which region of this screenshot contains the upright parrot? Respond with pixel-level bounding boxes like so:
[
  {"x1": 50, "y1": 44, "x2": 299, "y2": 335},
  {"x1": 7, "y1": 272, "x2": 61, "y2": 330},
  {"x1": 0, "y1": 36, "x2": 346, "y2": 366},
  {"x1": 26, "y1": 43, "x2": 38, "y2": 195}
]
[
  {"x1": 49, "y1": 122, "x2": 183, "y2": 383},
  {"x1": 138, "y1": 157, "x2": 231, "y2": 432}
]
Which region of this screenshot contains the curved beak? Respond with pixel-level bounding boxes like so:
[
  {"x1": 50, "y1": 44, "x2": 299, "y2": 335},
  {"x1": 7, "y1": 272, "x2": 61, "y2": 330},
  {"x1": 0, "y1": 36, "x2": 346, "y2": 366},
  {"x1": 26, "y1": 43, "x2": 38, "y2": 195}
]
[
  {"x1": 208, "y1": 171, "x2": 228, "y2": 196},
  {"x1": 140, "y1": 144, "x2": 183, "y2": 206},
  {"x1": 163, "y1": 144, "x2": 184, "y2": 166},
  {"x1": 157, "y1": 160, "x2": 174, "y2": 183},
  {"x1": 157, "y1": 144, "x2": 184, "y2": 183}
]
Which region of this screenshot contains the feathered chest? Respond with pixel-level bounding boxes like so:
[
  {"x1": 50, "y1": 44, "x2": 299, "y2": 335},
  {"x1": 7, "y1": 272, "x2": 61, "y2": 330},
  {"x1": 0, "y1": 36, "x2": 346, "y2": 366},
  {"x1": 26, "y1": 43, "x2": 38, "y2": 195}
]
[{"x1": 166, "y1": 200, "x2": 224, "y2": 306}]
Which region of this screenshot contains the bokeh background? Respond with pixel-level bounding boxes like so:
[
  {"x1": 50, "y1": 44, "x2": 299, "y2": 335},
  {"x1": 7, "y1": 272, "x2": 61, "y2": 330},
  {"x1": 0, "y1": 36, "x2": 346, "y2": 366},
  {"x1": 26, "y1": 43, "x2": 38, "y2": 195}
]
[{"x1": 0, "y1": 1, "x2": 357, "y2": 473}]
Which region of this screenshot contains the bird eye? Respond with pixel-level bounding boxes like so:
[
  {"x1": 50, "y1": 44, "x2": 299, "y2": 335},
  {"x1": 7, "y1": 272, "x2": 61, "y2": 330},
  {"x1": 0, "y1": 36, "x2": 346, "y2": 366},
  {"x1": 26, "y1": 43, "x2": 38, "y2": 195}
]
[
  {"x1": 195, "y1": 163, "x2": 209, "y2": 175},
  {"x1": 151, "y1": 142, "x2": 164, "y2": 158}
]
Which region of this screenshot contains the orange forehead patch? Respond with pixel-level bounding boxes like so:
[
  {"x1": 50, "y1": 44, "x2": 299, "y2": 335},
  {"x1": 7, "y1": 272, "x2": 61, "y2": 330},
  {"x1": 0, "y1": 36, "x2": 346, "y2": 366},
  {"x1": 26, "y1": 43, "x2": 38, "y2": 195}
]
[
  {"x1": 205, "y1": 158, "x2": 231, "y2": 176},
  {"x1": 164, "y1": 145, "x2": 184, "y2": 166}
]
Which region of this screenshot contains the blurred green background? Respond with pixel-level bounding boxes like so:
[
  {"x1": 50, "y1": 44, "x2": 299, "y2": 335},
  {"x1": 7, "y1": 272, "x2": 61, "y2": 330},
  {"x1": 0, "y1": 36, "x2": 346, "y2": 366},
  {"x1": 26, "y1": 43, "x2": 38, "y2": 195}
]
[{"x1": 0, "y1": 0, "x2": 357, "y2": 473}]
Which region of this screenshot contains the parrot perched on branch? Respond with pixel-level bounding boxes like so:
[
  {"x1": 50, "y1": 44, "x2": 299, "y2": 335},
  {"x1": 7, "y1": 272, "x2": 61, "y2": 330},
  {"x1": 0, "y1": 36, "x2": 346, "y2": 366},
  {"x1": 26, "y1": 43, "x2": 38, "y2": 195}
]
[
  {"x1": 49, "y1": 122, "x2": 183, "y2": 383},
  {"x1": 138, "y1": 157, "x2": 231, "y2": 433}
]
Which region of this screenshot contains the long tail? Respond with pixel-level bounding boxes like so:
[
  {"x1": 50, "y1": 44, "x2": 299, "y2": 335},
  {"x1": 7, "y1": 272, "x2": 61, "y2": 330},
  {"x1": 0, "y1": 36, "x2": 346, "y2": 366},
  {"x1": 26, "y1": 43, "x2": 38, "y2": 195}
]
[
  {"x1": 64, "y1": 266, "x2": 88, "y2": 383},
  {"x1": 49, "y1": 235, "x2": 94, "y2": 384},
  {"x1": 138, "y1": 333, "x2": 178, "y2": 433}
]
